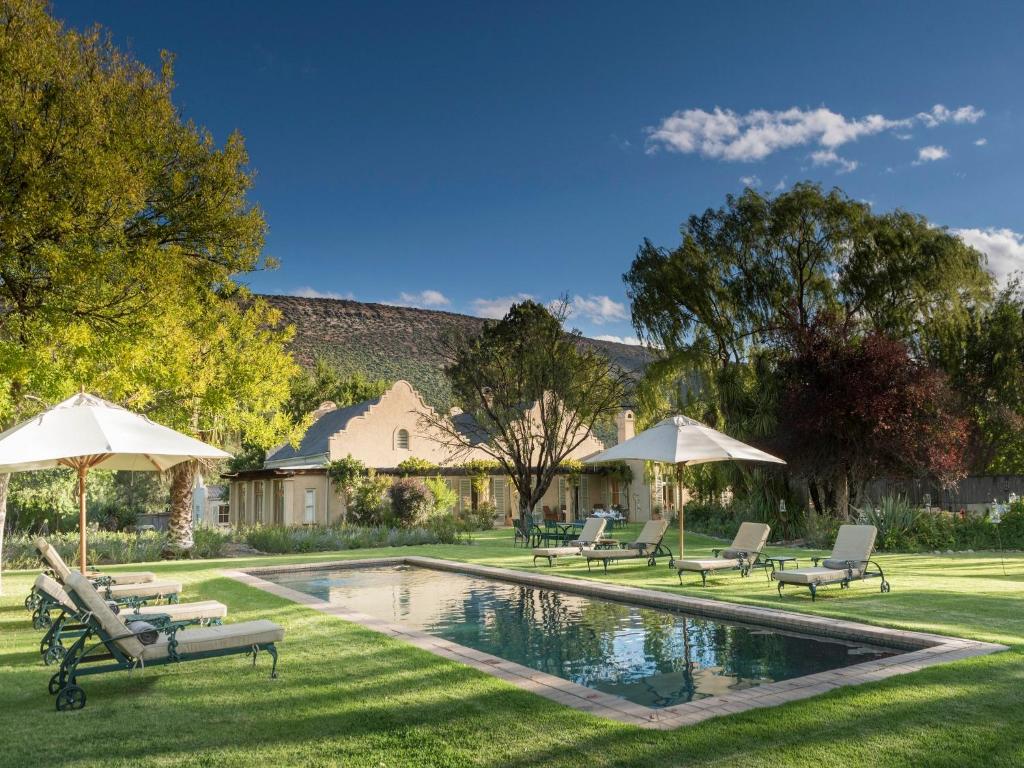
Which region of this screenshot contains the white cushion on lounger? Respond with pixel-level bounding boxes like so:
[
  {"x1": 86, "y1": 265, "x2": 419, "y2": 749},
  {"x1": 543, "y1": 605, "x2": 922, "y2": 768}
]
[
  {"x1": 129, "y1": 600, "x2": 228, "y2": 623},
  {"x1": 581, "y1": 547, "x2": 642, "y2": 560},
  {"x1": 772, "y1": 566, "x2": 863, "y2": 585},
  {"x1": 141, "y1": 620, "x2": 284, "y2": 661},
  {"x1": 34, "y1": 573, "x2": 78, "y2": 612},
  {"x1": 676, "y1": 558, "x2": 743, "y2": 572},
  {"x1": 532, "y1": 547, "x2": 585, "y2": 557},
  {"x1": 65, "y1": 572, "x2": 146, "y2": 659},
  {"x1": 822, "y1": 524, "x2": 877, "y2": 570},
  {"x1": 34, "y1": 536, "x2": 156, "y2": 584},
  {"x1": 105, "y1": 580, "x2": 182, "y2": 599}
]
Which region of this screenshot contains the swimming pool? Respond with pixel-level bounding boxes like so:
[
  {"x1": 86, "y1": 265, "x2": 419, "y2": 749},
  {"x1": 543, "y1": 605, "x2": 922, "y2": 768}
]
[{"x1": 261, "y1": 563, "x2": 900, "y2": 709}]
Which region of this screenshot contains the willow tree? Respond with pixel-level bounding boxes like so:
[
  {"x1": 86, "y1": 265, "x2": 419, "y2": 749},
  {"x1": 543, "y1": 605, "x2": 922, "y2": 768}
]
[
  {"x1": 625, "y1": 183, "x2": 992, "y2": 516},
  {"x1": 423, "y1": 301, "x2": 630, "y2": 532},
  {"x1": 0, "y1": 0, "x2": 285, "y2": 581}
]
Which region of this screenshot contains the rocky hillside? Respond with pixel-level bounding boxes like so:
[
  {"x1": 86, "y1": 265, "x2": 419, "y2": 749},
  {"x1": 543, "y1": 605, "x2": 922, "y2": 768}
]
[{"x1": 262, "y1": 294, "x2": 653, "y2": 410}]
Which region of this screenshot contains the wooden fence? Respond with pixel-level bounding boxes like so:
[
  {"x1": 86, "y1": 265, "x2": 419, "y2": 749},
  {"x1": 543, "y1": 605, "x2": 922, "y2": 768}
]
[{"x1": 863, "y1": 475, "x2": 1024, "y2": 510}]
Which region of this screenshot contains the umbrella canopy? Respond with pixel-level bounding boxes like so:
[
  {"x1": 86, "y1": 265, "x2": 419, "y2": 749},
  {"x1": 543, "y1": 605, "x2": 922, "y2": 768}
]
[
  {"x1": 0, "y1": 393, "x2": 231, "y2": 573},
  {"x1": 584, "y1": 415, "x2": 785, "y2": 559}
]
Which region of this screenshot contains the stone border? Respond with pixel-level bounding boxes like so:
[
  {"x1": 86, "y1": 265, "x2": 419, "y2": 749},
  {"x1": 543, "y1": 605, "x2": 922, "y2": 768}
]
[{"x1": 224, "y1": 556, "x2": 1007, "y2": 730}]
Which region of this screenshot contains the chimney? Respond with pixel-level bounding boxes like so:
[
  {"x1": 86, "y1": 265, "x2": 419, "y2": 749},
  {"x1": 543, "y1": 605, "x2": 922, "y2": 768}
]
[{"x1": 615, "y1": 409, "x2": 635, "y2": 444}]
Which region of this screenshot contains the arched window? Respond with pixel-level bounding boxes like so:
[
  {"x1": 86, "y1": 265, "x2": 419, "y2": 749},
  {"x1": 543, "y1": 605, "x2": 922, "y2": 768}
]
[{"x1": 396, "y1": 428, "x2": 410, "y2": 450}]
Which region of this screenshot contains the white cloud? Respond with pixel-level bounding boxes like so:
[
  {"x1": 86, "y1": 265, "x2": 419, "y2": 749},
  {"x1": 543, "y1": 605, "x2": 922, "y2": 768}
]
[
  {"x1": 739, "y1": 175, "x2": 761, "y2": 187},
  {"x1": 913, "y1": 145, "x2": 949, "y2": 164},
  {"x1": 645, "y1": 103, "x2": 983, "y2": 165},
  {"x1": 470, "y1": 293, "x2": 534, "y2": 319},
  {"x1": 593, "y1": 334, "x2": 642, "y2": 346},
  {"x1": 954, "y1": 227, "x2": 1024, "y2": 283},
  {"x1": 975, "y1": 138, "x2": 988, "y2": 146},
  {"x1": 773, "y1": 177, "x2": 788, "y2": 192},
  {"x1": 895, "y1": 133, "x2": 913, "y2": 140},
  {"x1": 917, "y1": 104, "x2": 985, "y2": 127},
  {"x1": 290, "y1": 286, "x2": 355, "y2": 300},
  {"x1": 396, "y1": 289, "x2": 450, "y2": 308},
  {"x1": 565, "y1": 295, "x2": 628, "y2": 325},
  {"x1": 810, "y1": 149, "x2": 858, "y2": 173},
  {"x1": 646, "y1": 106, "x2": 911, "y2": 161}
]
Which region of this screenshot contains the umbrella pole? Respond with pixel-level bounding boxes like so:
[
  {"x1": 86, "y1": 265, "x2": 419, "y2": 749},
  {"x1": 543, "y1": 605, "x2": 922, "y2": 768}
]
[
  {"x1": 78, "y1": 466, "x2": 87, "y2": 575},
  {"x1": 677, "y1": 474, "x2": 685, "y2": 561}
]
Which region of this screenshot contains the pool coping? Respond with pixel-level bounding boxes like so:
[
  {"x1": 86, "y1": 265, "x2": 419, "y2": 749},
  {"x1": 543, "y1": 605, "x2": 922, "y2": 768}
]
[{"x1": 223, "y1": 556, "x2": 1008, "y2": 730}]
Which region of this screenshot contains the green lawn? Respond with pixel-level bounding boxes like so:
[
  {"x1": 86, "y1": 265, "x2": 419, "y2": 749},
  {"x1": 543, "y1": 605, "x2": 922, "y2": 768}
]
[{"x1": 2, "y1": 527, "x2": 1023, "y2": 768}]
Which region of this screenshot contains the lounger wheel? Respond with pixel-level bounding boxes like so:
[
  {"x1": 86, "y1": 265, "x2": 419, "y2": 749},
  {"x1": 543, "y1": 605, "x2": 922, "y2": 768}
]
[
  {"x1": 25, "y1": 594, "x2": 38, "y2": 611},
  {"x1": 880, "y1": 581, "x2": 891, "y2": 593},
  {"x1": 43, "y1": 645, "x2": 66, "y2": 666},
  {"x1": 55, "y1": 685, "x2": 86, "y2": 712},
  {"x1": 48, "y1": 673, "x2": 63, "y2": 696},
  {"x1": 32, "y1": 609, "x2": 51, "y2": 630}
]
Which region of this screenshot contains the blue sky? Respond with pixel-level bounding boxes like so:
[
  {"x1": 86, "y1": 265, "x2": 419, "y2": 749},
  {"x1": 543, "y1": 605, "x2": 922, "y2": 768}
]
[{"x1": 54, "y1": 1, "x2": 1024, "y2": 344}]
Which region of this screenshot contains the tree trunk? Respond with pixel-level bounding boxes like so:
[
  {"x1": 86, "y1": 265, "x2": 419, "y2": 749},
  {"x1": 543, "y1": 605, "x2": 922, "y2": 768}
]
[
  {"x1": 835, "y1": 470, "x2": 850, "y2": 520},
  {"x1": 808, "y1": 480, "x2": 823, "y2": 515},
  {"x1": 163, "y1": 461, "x2": 198, "y2": 558},
  {"x1": 0, "y1": 473, "x2": 9, "y2": 595},
  {"x1": 517, "y1": 495, "x2": 534, "y2": 538}
]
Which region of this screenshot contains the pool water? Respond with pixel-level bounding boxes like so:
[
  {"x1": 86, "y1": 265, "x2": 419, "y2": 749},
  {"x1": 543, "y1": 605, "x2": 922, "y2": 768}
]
[{"x1": 264, "y1": 565, "x2": 899, "y2": 708}]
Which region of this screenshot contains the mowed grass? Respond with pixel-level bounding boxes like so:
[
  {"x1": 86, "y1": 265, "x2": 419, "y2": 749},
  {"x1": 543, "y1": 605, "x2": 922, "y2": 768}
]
[{"x1": 2, "y1": 527, "x2": 1024, "y2": 768}]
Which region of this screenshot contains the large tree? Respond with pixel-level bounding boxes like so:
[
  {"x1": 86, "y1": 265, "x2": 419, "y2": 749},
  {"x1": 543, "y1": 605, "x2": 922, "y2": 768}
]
[
  {"x1": 0, "y1": 0, "x2": 290, "y2": 583},
  {"x1": 424, "y1": 301, "x2": 630, "y2": 529},
  {"x1": 775, "y1": 312, "x2": 968, "y2": 516},
  {"x1": 624, "y1": 183, "x2": 991, "y2": 517}
]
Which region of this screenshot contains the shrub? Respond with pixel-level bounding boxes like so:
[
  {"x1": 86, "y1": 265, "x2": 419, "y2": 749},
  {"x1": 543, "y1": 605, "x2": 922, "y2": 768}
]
[
  {"x1": 347, "y1": 470, "x2": 392, "y2": 525},
  {"x1": 681, "y1": 502, "x2": 738, "y2": 539},
  {"x1": 244, "y1": 524, "x2": 457, "y2": 554},
  {"x1": 859, "y1": 495, "x2": 920, "y2": 551},
  {"x1": 388, "y1": 477, "x2": 434, "y2": 527},
  {"x1": 424, "y1": 476, "x2": 457, "y2": 515},
  {"x1": 0, "y1": 529, "x2": 234, "y2": 569},
  {"x1": 460, "y1": 501, "x2": 496, "y2": 532}
]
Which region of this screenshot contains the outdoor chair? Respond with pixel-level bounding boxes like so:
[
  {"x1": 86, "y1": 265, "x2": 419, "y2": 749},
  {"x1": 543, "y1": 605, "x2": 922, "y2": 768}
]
[
  {"x1": 30, "y1": 537, "x2": 182, "y2": 609},
  {"x1": 675, "y1": 522, "x2": 771, "y2": 586},
  {"x1": 33, "y1": 536, "x2": 156, "y2": 585},
  {"x1": 30, "y1": 573, "x2": 227, "y2": 666},
  {"x1": 581, "y1": 519, "x2": 673, "y2": 572},
  {"x1": 772, "y1": 524, "x2": 890, "y2": 601},
  {"x1": 49, "y1": 571, "x2": 283, "y2": 711},
  {"x1": 531, "y1": 517, "x2": 608, "y2": 566}
]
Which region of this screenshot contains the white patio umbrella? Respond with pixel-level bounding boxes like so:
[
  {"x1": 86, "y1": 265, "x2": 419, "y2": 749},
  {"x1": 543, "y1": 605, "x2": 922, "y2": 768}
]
[
  {"x1": 583, "y1": 415, "x2": 785, "y2": 560},
  {"x1": 0, "y1": 392, "x2": 231, "y2": 573}
]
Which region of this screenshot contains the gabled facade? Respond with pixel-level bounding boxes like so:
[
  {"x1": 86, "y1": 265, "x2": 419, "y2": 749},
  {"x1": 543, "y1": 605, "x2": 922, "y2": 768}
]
[{"x1": 224, "y1": 380, "x2": 671, "y2": 527}]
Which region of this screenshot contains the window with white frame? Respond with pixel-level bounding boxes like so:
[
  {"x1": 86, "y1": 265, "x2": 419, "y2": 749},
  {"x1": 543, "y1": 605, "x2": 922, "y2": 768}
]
[
  {"x1": 396, "y1": 428, "x2": 410, "y2": 450},
  {"x1": 254, "y1": 481, "x2": 264, "y2": 524},
  {"x1": 304, "y1": 488, "x2": 317, "y2": 524},
  {"x1": 217, "y1": 504, "x2": 230, "y2": 525}
]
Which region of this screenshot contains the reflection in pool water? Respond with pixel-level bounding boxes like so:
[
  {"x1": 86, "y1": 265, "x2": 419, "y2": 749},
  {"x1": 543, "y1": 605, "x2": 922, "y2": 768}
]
[{"x1": 264, "y1": 565, "x2": 899, "y2": 708}]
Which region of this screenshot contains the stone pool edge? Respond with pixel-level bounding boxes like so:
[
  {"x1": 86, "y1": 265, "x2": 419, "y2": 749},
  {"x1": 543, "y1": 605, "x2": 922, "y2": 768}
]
[{"x1": 223, "y1": 556, "x2": 1007, "y2": 730}]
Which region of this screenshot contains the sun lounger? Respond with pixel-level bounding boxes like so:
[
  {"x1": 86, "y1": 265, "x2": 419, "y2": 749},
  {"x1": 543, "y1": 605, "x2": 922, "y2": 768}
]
[
  {"x1": 30, "y1": 536, "x2": 181, "y2": 608},
  {"x1": 675, "y1": 522, "x2": 771, "y2": 586},
  {"x1": 772, "y1": 524, "x2": 890, "y2": 601},
  {"x1": 581, "y1": 519, "x2": 672, "y2": 572},
  {"x1": 49, "y1": 571, "x2": 282, "y2": 711},
  {"x1": 33, "y1": 536, "x2": 155, "y2": 585},
  {"x1": 31, "y1": 573, "x2": 227, "y2": 665},
  {"x1": 531, "y1": 517, "x2": 608, "y2": 566}
]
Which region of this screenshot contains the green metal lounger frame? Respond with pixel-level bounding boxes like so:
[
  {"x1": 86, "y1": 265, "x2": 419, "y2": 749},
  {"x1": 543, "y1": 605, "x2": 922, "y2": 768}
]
[
  {"x1": 584, "y1": 539, "x2": 674, "y2": 572},
  {"x1": 677, "y1": 548, "x2": 766, "y2": 587},
  {"x1": 775, "y1": 557, "x2": 891, "y2": 601}
]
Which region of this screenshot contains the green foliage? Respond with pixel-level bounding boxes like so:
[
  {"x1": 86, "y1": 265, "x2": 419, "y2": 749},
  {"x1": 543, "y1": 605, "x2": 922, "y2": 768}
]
[
  {"x1": 459, "y1": 501, "x2": 497, "y2": 532},
  {"x1": 432, "y1": 300, "x2": 630, "y2": 515},
  {"x1": 328, "y1": 455, "x2": 367, "y2": 495},
  {"x1": 1, "y1": 528, "x2": 231, "y2": 569},
  {"x1": 857, "y1": 496, "x2": 920, "y2": 551},
  {"x1": 286, "y1": 356, "x2": 390, "y2": 421},
  {"x1": 242, "y1": 524, "x2": 459, "y2": 554},
  {"x1": 346, "y1": 470, "x2": 392, "y2": 525},
  {"x1": 460, "y1": 459, "x2": 501, "y2": 494},
  {"x1": 396, "y1": 457, "x2": 439, "y2": 477},
  {"x1": 387, "y1": 478, "x2": 434, "y2": 528},
  {"x1": 424, "y1": 476, "x2": 457, "y2": 515}
]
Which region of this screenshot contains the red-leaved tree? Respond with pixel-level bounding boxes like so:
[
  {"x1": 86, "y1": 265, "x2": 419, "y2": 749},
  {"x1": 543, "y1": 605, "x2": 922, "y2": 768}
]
[{"x1": 775, "y1": 313, "x2": 968, "y2": 517}]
